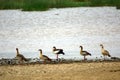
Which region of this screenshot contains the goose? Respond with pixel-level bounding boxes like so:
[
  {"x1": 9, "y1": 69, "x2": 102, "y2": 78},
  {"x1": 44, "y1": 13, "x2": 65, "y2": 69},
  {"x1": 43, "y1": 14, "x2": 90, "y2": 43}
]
[
  {"x1": 52, "y1": 46, "x2": 65, "y2": 60},
  {"x1": 100, "y1": 44, "x2": 111, "y2": 60},
  {"x1": 79, "y1": 46, "x2": 91, "y2": 60},
  {"x1": 38, "y1": 49, "x2": 51, "y2": 63},
  {"x1": 16, "y1": 48, "x2": 27, "y2": 63}
]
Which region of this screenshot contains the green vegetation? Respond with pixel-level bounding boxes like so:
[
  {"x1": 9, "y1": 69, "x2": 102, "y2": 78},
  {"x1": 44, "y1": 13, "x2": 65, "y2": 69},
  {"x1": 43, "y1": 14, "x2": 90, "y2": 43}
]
[
  {"x1": 90, "y1": 0, "x2": 120, "y2": 6},
  {"x1": 0, "y1": 0, "x2": 119, "y2": 11}
]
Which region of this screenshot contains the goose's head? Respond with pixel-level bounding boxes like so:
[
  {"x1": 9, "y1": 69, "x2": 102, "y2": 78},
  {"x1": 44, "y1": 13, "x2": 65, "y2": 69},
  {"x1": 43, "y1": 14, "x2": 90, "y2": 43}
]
[
  {"x1": 100, "y1": 44, "x2": 103, "y2": 47},
  {"x1": 100, "y1": 44, "x2": 104, "y2": 49},
  {"x1": 53, "y1": 46, "x2": 56, "y2": 49},
  {"x1": 53, "y1": 46, "x2": 56, "y2": 50},
  {"x1": 79, "y1": 46, "x2": 83, "y2": 48},
  {"x1": 38, "y1": 49, "x2": 42, "y2": 52},
  {"x1": 16, "y1": 48, "x2": 18, "y2": 50}
]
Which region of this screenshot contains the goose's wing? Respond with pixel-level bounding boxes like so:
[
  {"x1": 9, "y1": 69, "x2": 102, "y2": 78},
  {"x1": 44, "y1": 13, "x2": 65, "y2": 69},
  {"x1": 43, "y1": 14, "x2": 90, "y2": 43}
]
[
  {"x1": 56, "y1": 49, "x2": 63, "y2": 51},
  {"x1": 82, "y1": 51, "x2": 91, "y2": 55},
  {"x1": 17, "y1": 54, "x2": 23, "y2": 58},
  {"x1": 103, "y1": 50, "x2": 110, "y2": 55},
  {"x1": 42, "y1": 55, "x2": 50, "y2": 60},
  {"x1": 17, "y1": 54, "x2": 27, "y2": 61},
  {"x1": 53, "y1": 49, "x2": 64, "y2": 54},
  {"x1": 53, "y1": 50, "x2": 60, "y2": 54},
  {"x1": 53, "y1": 48, "x2": 64, "y2": 55}
]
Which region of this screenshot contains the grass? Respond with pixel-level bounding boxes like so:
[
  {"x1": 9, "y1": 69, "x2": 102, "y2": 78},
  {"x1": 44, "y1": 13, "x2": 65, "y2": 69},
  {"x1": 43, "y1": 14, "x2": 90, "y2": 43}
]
[{"x1": 0, "y1": 0, "x2": 120, "y2": 11}]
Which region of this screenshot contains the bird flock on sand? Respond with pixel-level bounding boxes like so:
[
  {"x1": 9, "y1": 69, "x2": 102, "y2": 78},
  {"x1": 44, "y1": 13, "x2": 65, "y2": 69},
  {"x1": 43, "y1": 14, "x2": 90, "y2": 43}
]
[
  {"x1": 16, "y1": 44, "x2": 111, "y2": 63},
  {"x1": 15, "y1": 44, "x2": 111, "y2": 64}
]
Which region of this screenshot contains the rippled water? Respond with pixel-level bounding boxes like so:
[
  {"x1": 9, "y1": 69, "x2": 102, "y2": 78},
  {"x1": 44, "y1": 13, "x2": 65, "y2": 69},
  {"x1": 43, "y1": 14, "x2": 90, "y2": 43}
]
[{"x1": 0, "y1": 7, "x2": 120, "y2": 59}]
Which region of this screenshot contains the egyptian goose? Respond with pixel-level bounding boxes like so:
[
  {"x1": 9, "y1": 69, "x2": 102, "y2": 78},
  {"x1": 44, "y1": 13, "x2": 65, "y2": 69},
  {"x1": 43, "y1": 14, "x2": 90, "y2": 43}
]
[
  {"x1": 38, "y1": 49, "x2": 51, "y2": 63},
  {"x1": 100, "y1": 44, "x2": 111, "y2": 60},
  {"x1": 79, "y1": 46, "x2": 91, "y2": 60},
  {"x1": 52, "y1": 46, "x2": 65, "y2": 60},
  {"x1": 16, "y1": 48, "x2": 27, "y2": 63}
]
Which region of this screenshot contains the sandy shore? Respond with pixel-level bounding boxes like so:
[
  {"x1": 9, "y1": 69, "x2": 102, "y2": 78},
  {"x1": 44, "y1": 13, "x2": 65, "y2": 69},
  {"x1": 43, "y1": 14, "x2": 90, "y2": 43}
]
[{"x1": 0, "y1": 61, "x2": 120, "y2": 80}]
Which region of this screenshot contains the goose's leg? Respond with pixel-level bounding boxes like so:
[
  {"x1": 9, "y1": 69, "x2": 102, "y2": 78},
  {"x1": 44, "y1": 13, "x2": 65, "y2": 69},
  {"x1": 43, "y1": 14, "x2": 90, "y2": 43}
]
[
  {"x1": 44, "y1": 60, "x2": 46, "y2": 64},
  {"x1": 57, "y1": 54, "x2": 58, "y2": 60},
  {"x1": 104, "y1": 56, "x2": 105, "y2": 60},
  {"x1": 84, "y1": 56, "x2": 85, "y2": 60}
]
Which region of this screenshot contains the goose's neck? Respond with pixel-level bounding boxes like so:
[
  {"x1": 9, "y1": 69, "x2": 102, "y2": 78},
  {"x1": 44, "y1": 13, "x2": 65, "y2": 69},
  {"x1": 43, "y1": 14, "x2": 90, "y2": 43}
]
[
  {"x1": 16, "y1": 50, "x2": 19, "y2": 55},
  {"x1": 40, "y1": 51, "x2": 42, "y2": 56},
  {"x1": 80, "y1": 47, "x2": 83, "y2": 52},
  {"x1": 53, "y1": 48, "x2": 56, "y2": 51},
  {"x1": 101, "y1": 46, "x2": 104, "y2": 50}
]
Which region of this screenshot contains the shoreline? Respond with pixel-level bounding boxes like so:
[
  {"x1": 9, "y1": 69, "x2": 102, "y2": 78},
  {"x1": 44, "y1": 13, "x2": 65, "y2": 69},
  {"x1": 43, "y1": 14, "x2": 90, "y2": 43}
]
[{"x1": 0, "y1": 58, "x2": 120, "y2": 66}]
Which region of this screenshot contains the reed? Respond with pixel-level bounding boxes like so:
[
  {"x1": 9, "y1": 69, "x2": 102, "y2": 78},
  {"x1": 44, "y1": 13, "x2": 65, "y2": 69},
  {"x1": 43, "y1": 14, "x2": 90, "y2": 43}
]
[
  {"x1": 0, "y1": 0, "x2": 119, "y2": 11},
  {"x1": 90, "y1": 0, "x2": 120, "y2": 6},
  {"x1": 0, "y1": 0, "x2": 24, "y2": 9}
]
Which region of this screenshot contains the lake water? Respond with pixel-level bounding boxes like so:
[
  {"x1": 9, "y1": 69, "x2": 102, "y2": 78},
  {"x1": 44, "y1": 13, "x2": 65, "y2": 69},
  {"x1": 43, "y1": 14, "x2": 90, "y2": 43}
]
[{"x1": 0, "y1": 7, "x2": 120, "y2": 60}]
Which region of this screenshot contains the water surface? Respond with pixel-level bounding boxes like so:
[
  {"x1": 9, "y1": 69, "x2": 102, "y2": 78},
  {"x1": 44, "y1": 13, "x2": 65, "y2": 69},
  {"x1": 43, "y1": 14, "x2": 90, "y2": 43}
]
[{"x1": 0, "y1": 7, "x2": 120, "y2": 59}]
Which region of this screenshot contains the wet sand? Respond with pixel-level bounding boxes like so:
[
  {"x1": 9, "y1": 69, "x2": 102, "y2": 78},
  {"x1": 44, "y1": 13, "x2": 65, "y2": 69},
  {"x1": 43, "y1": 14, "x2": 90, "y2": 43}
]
[{"x1": 0, "y1": 61, "x2": 120, "y2": 80}]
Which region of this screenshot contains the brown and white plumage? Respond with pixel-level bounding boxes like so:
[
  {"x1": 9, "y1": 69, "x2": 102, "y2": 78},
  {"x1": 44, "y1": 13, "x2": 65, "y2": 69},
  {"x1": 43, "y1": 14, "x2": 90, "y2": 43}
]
[
  {"x1": 38, "y1": 49, "x2": 51, "y2": 63},
  {"x1": 79, "y1": 46, "x2": 91, "y2": 60},
  {"x1": 16, "y1": 48, "x2": 27, "y2": 63},
  {"x1": 52, "y1": 46, "x2": 65, "y2": 60},
  {"x1": 100, "y1": 44, "x2": 111, "y2": 60}
]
